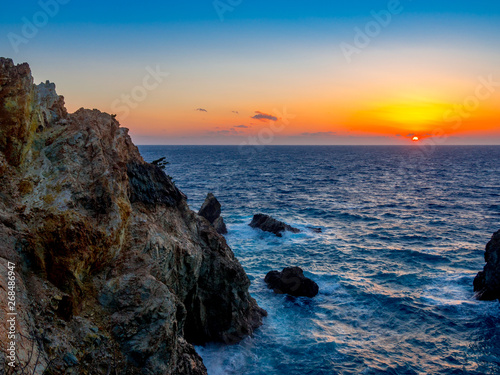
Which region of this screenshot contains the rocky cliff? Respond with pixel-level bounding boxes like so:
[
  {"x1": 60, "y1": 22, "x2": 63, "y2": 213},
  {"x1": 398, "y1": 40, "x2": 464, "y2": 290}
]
[
  {"x1": 0, "y1": 58, "x2": 265, "y2": 374},
  {"x1": 474, "y1": 230, "x2": 500, "y2": 301}
]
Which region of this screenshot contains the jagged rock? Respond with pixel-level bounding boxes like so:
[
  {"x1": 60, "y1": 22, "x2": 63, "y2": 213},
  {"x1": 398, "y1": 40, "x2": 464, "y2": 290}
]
[
  {"x1": 198, "y1": 193, "x2": 221, "y2": 223},
  {"x1": 265, "y1": 267, "x2": 319, "y2": 298},
  {"x1": 0, "y1": 58, "x2": 265, "y2": 375},
  {"x1": 213, "y1": 216, "x2": 228, "y2": 235},
  {"x1": 249, "y1": 213, "x2": 301, "y2": 237},
  {"x1": 474, "y1": 230, "x2": 500, "y2": 300},
  {"x1": 198, "y1": 193, "x2": 228, "y2": 235},
  {"x1": 36, "y1": 80, "x2": 68, "y2": 126}
]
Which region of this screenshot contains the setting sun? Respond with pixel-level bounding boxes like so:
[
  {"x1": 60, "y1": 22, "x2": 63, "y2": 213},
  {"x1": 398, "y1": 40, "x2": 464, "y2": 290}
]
[{"x1": 413, "y1": 136, "x2": 419, "y2": 142}]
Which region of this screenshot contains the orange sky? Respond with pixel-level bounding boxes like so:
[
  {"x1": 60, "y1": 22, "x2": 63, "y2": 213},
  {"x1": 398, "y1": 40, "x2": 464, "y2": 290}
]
[{"x1": 9, "y1": 14, "x2": 498, "y2": 145}]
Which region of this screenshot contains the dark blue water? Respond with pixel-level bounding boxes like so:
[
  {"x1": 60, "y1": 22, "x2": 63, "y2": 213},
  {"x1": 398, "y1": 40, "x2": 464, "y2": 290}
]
[{"x1": 138, "y1": 145, "x2": 500, "y2": 375}]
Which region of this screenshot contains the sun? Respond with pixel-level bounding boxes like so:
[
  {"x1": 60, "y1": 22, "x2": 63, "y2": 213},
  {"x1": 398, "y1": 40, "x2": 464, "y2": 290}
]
[{"x1": 412, "y1": 136, "x2": 419, "y2": 142}]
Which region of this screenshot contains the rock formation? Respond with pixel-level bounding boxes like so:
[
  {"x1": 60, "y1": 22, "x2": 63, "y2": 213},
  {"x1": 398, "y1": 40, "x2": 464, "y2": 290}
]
[
  {"x1": 249, "y1": 213, "x2": 300, "y2": 237},
  {"x1": 0, "y1": 58, "x2": 265, "y2": 374},
  {"x1": 474, "y1": 229, "x2": 500, "y2": 300},
  {"x1": 198, "y1": 193, "x2": 227, "y2": 235},
  {"x1": 265, "y1": 267, "x2": 319, "y2": 298},
  {"x1": 306, "y1": 226, "x2": 322, "y2": 233}
]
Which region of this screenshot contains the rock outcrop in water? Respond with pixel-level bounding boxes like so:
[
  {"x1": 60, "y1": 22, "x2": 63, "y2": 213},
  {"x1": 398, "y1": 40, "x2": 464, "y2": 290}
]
[
  {"x1": 474, "y1": 230, "x2": 500, "y2": 300},
  {"x1": 265, "y1": 267, "x2": 319, "y2": 298},
  {"x1": 0, "y1": 58, "x2": 265, "y2": 374},
  {"x1": 249, "y1": 214, "x2": 300, "y2": 237},
  {"x1": 198, "y1": 193, "x2": 227, "y2": 235}
]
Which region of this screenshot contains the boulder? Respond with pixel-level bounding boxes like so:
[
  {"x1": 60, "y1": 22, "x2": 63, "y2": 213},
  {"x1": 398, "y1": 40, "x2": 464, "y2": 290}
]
[
  {"x1": 198, "y1": 193, "x2": 227, "y2": 235},
  {"x1": 474, "y1": 230, "x2": 500, "y2": 300},
  {"x1": 249, "y1": 214, "x2": 300, "y2": 237},
  {"x1": 264, "y1": 267, "x2": 319, "y2": 298},
  {"x1": 198, "y1": 193, "x2": 221, "y2": 223}
]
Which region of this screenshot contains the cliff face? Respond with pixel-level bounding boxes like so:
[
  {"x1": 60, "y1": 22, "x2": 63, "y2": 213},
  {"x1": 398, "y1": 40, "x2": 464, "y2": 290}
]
[
  {"x1": 0, "y1": 58, "x2": 265, "y2": 374},
  {"x1": 474, "y1": 230, "x2": 500, "y2": 301}
]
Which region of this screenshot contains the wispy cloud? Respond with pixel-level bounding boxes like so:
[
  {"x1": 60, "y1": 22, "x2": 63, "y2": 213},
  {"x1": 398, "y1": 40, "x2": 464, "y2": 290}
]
[
  {"x1": 252, "y1": 111, "x2": 277, "y2": 122},
  {"x1": 232, "y1": 111, "x2": 239, "y2": 114},
  {"x1": 301, "y1": 131, "x2": 337, "y2": 136},
  {"x1": 234, "y1": 124, "x2": 248, "y2": 128},
  {"x1": 206, "y1": 128, "x2": 244, "y2": 136},
  {"x1": 196, "y1": 108, "x2": 208, "y2": 112}
]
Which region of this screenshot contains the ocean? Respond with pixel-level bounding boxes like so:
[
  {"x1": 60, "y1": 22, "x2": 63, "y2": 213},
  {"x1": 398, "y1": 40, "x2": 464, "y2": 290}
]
[{"x1": 138, "y1": 145, "x2": 500, "y2": 375}]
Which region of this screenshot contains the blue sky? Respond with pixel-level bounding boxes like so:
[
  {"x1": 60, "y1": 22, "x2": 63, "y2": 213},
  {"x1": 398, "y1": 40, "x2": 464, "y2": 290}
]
[
  {"x1": 1, "y1": 1, "x2": 499, "y2": 145},
  {"x1": 2, "y1": 1, "x2": 500, "y2": 24}
]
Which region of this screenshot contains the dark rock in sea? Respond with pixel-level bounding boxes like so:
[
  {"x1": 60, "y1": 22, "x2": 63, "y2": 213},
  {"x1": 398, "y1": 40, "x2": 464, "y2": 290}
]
[
  {"x1": 265, "y1": 267, "x2": 319, "y2": 297},
  {"x1": 249, "y1": 214, "x2": 301, "y2": 237},
  {"x1": 307, "y1": 226, "x2": 322, "y2": 233},
  {"x1": 474, "y1": 230, "x2": 500, "y2": 300},
  {"x1": 198, "y1": 193, "x2": 228, "y2": 235}
]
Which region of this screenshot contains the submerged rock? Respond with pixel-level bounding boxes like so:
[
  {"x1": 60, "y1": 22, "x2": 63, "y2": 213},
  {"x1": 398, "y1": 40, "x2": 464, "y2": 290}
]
[
  {"x1": 307, "y1": 226, "x2": 323, "y2": 233},
  {"x1": 265, "y1": 267, "x2": 319, "y2": 297},
  {"x1": 0, "y1": 58, "x2": 264, "y2": 375},
  {"x1": 198, "y1": 193, "x2": 228, "y2": 235},
  {"x1": 474, "y1": 230, "x2": 500, "y2": 300},
  {"x1": 249, "y1": 213, "x2": 301, "y2": 237}
]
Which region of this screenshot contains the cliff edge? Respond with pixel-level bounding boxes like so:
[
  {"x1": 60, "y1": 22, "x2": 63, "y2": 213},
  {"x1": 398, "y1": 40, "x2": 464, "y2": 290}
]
[
  {"x1": 0, "y1": 58, "x2": 265, "y2": 374},
  {"x1": 474, "y1": 230, "x2": 500, "y2": 301}
]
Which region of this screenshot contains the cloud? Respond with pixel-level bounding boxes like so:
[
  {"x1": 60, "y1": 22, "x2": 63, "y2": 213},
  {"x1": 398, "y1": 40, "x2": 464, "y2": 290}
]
[
  {"x1": 301, "y1": 131, "x2": 337, "y2": 136},
  {"x1": 206, "y1": 128, "x2": 244, "y2": 136},
  {"x1": 232, "y1": 111, "x2": 239, "y2": 114},
  {"x1": 234, "y1": 125, "x2": 248, "y2": 128},
  {"x1": 252, "y1": 111, "x2": 277, "y2": 122},
  {"x1": 196, "y1": 108, "x2": 208, "y2": 112}
]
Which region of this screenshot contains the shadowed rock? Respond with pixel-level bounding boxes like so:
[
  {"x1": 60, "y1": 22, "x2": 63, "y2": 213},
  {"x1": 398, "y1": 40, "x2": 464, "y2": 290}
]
[
  {"x1": 265, "y1": 267, "x2": 319, "y2": 298},
  {"x1": 198, "y1": 193, "x2": 228, "y2": 235},
  {"x1": 213, "y1": 216, "x2": 228, "y2": 235},
  {"x1": 474, "y1": 230, "x2": 500, "y2": 300},
  {"x1": 249, "y1": 214, "x2": 300, "y2": 237}
]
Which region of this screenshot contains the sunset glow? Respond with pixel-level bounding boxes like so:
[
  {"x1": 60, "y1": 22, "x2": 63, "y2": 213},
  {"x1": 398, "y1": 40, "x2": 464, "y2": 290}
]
[{"x1": 1, "y1": 1, "x2": 499, "y2": 145}]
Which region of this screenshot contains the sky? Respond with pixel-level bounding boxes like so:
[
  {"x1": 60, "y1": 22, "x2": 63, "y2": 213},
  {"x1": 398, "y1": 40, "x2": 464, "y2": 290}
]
[{"x1": 1, "y1": 0, "x2": 499, "y2": 145}]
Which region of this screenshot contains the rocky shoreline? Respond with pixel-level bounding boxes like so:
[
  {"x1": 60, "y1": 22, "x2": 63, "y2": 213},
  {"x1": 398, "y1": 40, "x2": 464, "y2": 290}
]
[
  {"x1": 474, "y1": 230, "x2": 500, "y2": 301},
  {"x1": 0, "y1": 58, "x2": 265, "y2": 374}
]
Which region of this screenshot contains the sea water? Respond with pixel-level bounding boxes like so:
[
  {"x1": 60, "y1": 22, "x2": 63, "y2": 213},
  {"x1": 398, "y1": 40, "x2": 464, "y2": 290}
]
[{"x1": 139, "y1": 145, "x2": 500, "y2": 375}]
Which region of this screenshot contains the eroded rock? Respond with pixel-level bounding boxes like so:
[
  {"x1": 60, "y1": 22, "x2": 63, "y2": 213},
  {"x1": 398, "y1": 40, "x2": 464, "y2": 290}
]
[
  {"x1": 198, "y1": 193, "x2": 228, "y2": 235},
  {"x1": 474, "y1": 230, "x2": 500, "y2": 300},
  {"x1": 265, "y1": 267, "x2": 319, "y2": 298},
  {"x1": 249, "y1": 213, "x2": 300, "y2": 237}
]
